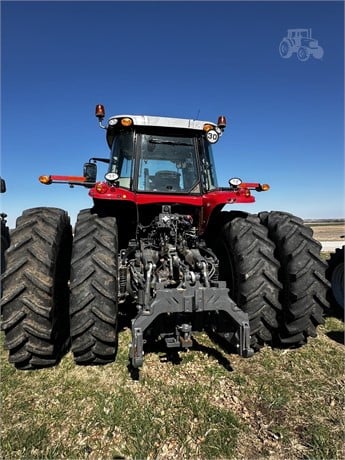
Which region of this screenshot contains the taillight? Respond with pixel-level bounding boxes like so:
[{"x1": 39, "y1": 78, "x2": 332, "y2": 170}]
[{"x1": 95, "y1": 182, "x2": 108, "y2": 193}]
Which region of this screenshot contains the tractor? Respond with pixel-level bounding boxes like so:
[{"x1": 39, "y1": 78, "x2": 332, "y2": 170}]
[
  {"x1": 0, "y1": 105, "x2": 330, "y2": 370},
  {"x1": 279, "y1": 28, "x2": 324, "y2": 61}
]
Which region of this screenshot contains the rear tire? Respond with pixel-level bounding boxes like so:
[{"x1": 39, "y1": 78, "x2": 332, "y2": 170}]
[
  {"x1": 279, "y1": 39, "x2": 293, "y2": 58},
  {"x1": 211, "y1": 212, "x2": 282, "y2": 349},
  {"x1": 1, "y1": 207, "x2": 72, "y2": 369},
  {"x1": 326, "y1": 246, "x2": 344, "y2": 310},
  {"x1": 70, "y1": 209, "x2": 119, "y2": 365},
  {"x1": 259, "y1": 211, "x2": 330, "y2": 346}
]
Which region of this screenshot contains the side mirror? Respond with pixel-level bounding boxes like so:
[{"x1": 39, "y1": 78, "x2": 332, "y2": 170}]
[
  {"x1": 0, "y1": 178, "x2": 6, "y2": 193},
  {"x1": 83, "y1": 162, "x2": 97, "y2": 182}
]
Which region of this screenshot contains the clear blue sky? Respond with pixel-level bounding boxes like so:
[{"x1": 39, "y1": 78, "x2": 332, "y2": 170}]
[{"x1": 1, "y1": 0, "x2": 344, "y2": 228}]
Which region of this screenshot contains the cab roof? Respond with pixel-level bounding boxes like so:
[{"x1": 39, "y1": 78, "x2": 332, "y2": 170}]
[
  {"x1": 107, "y1": 114, "x2": 217, "y2": 131},
  {"x1": 106, "y1": 114, "x2": 218, "y2": 148}
]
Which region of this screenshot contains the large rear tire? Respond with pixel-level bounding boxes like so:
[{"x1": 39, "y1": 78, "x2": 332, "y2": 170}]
[
  {"x1": 279, "y1": 39, "x2": 293, "y2": 58},
  {"x1": 70, "y1": 209, "x2": 119, "y2": 365},
  {"x1": 1, "y1": 207, "x2": 72, "y2": 369},
  {"x1": 211, "y1": 212, "x2": 282, "y2": 350},
  {"x1": 259, "y1": 211, "x2": 330, "y2": 345},
  {"x1": 326, "y1": 246, "x2": 344, "y2": 311}
]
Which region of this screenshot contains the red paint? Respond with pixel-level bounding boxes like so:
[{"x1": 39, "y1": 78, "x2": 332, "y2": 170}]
[
  {"x1": 89, "y1": 183, "x2": 259, "y2": 232},
  {"x1": 43, "y1": 176, "x2": 265, "y2": 232},
  {"x1": 50, "y1": 175, "x2": 86, "y2": 183}
]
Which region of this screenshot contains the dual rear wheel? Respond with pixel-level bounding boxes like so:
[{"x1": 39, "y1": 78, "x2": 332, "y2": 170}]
[
  {"x1": 212, "y1": 213, "x2": 282, "y2": 350},
  {"x1": 0, "y1": 207, "x2": 119, "y2": 368},
  {"x1": 211, "y1": 211, "x2": 330, "y2": 349}
]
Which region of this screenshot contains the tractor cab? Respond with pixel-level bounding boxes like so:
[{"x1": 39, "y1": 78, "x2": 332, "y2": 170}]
[{"x1": 99, "y1": 111, "x2": 224, "y2": 195}]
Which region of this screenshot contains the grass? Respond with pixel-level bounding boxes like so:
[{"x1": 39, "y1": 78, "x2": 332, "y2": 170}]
[{"x1": 1, "y1": 315, "x2": 344, "y2": 459}]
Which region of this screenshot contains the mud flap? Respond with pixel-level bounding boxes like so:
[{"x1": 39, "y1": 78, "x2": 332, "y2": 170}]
[{"x1": 129, "y1": 282, "x2": 254, "y2": 368}]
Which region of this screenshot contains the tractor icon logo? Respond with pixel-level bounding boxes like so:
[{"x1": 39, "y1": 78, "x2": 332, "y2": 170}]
[{"x1": 279, "y1": 29, "x2": 324, "y2": 61}]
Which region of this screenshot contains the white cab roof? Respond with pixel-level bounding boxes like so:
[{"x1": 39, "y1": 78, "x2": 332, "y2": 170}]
[{"x1": 108, "y1": 114, "x2": 217, "y2": 131}]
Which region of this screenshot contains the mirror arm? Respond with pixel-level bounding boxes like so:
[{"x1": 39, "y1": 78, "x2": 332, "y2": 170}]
[{"x1": 88, "y1": 157, "x2": 110, "y2": 164}]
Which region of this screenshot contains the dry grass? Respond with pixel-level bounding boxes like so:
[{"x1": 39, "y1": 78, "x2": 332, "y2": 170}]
[{"x1": 1, "y1": 312, "x2": 344, "y2": 460}]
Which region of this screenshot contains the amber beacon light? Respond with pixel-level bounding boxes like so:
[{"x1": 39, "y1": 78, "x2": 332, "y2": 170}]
[
  {"x1": 39, "y1": 175, "x2": 52, "y2": 185},
  {"x1": 217, "y1": 115, "x2": 227, "y2": 129},
  {"x1": 95, "y1": 104, "x2": 105, "y2": 120}
]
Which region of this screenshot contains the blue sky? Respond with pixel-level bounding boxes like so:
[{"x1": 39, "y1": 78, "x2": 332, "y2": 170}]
[{"x1": 1, "y1": 0, "x2": 344, "y2": 228}]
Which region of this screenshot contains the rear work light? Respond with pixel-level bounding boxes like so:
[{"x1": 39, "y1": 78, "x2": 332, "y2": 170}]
[
  {"x1": 105, "y1": 172, "x2": 119, "y2": 182},
  {"x1": 229, "y1": 177, "x2": 242, "y2": 188}
]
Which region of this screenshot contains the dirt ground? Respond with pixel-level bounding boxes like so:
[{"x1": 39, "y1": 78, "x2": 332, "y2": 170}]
[{"x1": 307, "y1": 222, "x2": 344, "y2": 242}]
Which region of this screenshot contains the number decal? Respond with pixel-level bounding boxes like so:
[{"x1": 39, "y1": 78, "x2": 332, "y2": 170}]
[{"x1": 206, "y1": 129, "x2": 219, "y2": 144}]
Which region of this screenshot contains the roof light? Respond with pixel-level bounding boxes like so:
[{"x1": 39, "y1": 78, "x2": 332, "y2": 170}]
[
  {"x1": 120, "y1": 117, "x2": 133, "y2": 127},
  {"x1": 39, "y1": 175, "x2": 52, "y2": 185},
  {"x1": 203, "y1": 123, "x2": 214, "y2": 132},
  {"x1": 108, "y1": 118, "x2": 118, "y2": 126},
  {"x1": 95, "y1": 104, "x2": 105, "y2": 120},
  {"x1": 217, "y1": 115, "x2": 227, "y2": 129}
]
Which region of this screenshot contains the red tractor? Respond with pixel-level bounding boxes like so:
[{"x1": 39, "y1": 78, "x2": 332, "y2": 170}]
[{"x1": 1, "y1": 105, "x2": 330, "y2": 370}]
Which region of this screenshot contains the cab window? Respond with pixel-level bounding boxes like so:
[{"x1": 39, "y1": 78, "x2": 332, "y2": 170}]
[
  {"x1": 137, "y1": 133, "x2": 199, "y2": 193},
  {"x1": 109, "y1": 131, "x2": 134, "y2": 189}
]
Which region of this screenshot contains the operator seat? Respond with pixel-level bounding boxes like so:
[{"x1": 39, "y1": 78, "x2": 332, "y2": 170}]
[{"x1": 151, "y1": 170, "x2": 181, "y2": 192}]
